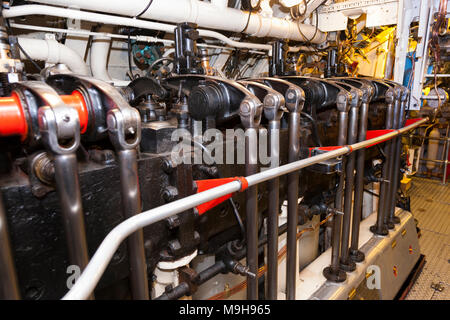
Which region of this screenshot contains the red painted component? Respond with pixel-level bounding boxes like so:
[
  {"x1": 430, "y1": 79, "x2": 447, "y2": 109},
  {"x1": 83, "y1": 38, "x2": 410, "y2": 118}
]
[
  {"x1": 194, "y1": 177, "x2": 248, "y2": 215},
  {"x1": 404, "y1": 118, "x2": 425, "y2": 126},
  {"x1": 61, "y1": 91, "x2": 89, "y2": 134},
  {"x1": 0, "y1": 91, "x2": 89, "y2": 138},
  {"x1": 365, "y1": 129, "x2": 396, "y2": 148},
  {"x1": 0, "y1": 92, "x2": 28, "y2": 140}
]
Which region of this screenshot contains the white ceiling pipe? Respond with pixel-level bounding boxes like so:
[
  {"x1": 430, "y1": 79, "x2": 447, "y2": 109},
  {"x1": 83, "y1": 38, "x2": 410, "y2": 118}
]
[
  {"x1": 90, "y1": 25, "x2": 114, "y2": 82},
  {"x1": 4, "y1": 5, "x2": 272, "y2": 51},
  {"x1": 29, "y1": 0, "x2": 327, "y2": 43},
  {"x1": 17, "y1": 37, "x2": 89, "y2": 75}
]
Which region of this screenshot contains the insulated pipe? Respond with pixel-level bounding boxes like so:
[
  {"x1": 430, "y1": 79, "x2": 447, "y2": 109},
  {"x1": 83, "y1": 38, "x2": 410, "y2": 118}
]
[
  {"x1": 62, "y1": 117, "x2": 428, "y2": 300},
  {"x1": 30, "y1": 0, "x2": 327, "y2": 43},
  {"x1": 370, "y1": 88, "x2": 395, "y2": 236},
  {"x1": 387, "y1": 87, "x2": 409, "y2": 225},
  {"x1": 17, "y1": 37, "x2": 89, "y2": 75},
  {"x1": 4, "y1": 5, "x2": 271, "y2": 51},
  {"x1": 0, "y1": 192, "x2": 21, "y2": 300},
  {"x1": 90, "y1": 26, "x2": 113, "y2": 82}
]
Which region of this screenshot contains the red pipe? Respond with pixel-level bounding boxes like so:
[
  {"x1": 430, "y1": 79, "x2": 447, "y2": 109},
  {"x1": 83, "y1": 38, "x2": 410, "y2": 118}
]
[{"x1": 0, "y1": 91, "x2": 88, "y2": 139}]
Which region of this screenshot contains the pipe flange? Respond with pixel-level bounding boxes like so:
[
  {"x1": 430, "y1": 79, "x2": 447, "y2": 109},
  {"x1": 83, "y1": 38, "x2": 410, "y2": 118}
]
[
  {"x1": 323, "y1": 266, "x2": 347, "y2": 283},
  {"x1": 339, "y1": 257, "x2": 356, "y2": 272},
  {"x1": 370, "y1": 224, "x2": 389, "y2": 236},
  {"x1": 349, "y1": 249, "x2": 365, "y2": 263}
]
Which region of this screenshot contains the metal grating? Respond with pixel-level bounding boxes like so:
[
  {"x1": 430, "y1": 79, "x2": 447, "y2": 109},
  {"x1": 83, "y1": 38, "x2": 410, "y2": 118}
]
[{"x1": 405, "y1": 177, "x2": 450, "y2": 300}]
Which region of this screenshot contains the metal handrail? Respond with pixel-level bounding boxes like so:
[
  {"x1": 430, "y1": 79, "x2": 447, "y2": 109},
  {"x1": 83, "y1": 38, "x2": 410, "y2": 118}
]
[{"x1": 63, "y1": 117, "x2": 429, "y2": 300}]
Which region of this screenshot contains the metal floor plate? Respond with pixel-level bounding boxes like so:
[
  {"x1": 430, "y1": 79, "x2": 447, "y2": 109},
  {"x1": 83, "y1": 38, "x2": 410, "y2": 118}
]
[{"x1": 405, "y1": 177, "x2": 450, "y2": 300}]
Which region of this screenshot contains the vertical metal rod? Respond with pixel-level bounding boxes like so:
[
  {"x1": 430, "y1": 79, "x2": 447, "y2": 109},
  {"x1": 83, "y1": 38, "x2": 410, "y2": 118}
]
[
  {"x1": 384, "y1": 90, "x2": 401, "y2": 228},
  {"x1": 340, "y1": 104, "x2": 359, "y2": 270},
  {"x1": 245, "y1": 128, "x2": 259, "y2": 300},
  {"x1": 117, "y1": 149, "x2": 149, "y2": 300},
  {"x1": 54, "y1": 154, "x2": 91, "y2": 272},
  {"x1": 442, "y1": 125, "x2": 449, "y2": 185},
  {"x1": 371, "y1": 89, "x2": 394, "y2": 235},
  {"x1": 323, "y1": 106, "x2": 348, "y2": 282},
  {"x1": 267, "y1": 121, "x2": 280, "y2": 300},
  {"x1": 286, "y1": 111, "x2": 301, "y2": 300},
  {"x1": 387, "y1": 89, "x2": 407, "y2": 225},
  {"x1": 0, "y1": 191, "x2": 21, "y2": 299},
  {"x1": 350, "y1": 100, "x2": 369, "y2": 261}
]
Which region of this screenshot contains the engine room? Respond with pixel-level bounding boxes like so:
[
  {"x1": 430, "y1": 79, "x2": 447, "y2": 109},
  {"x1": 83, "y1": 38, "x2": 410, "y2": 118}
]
[{"x1": 0, "y1": 0, "x2": 448, "y2": 302}]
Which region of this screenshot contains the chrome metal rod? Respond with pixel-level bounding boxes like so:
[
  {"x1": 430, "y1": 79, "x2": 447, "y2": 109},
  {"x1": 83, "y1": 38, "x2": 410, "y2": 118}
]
[
  {"x1": 384, "y1": 95, "x2": 401, "y2": 229},
  {"x1": 340, "y1": 106, "x2": 359, "y2": 268},
  {"x1": 245, "y1": 128, "x2": 259, "y2": 300},
  {"x1": 350, "y1": 101, "x2": 369, "y2": 260},
  {"x1": 329, "y1": 111, "x2": 348, "y2": 278},
  {"x1": 54, "y1": 154, "x2": 91, "y2": 272},
  {"x1": 286, "y1": 111, "x2": 301, "y2": 300},
  {"x1": 117, "y1": 149, "x2": 149, "y2": 300},
  {"x1": 371, "y1": 91, "x2": 395, "y2": 236},
  {"x1": 63, "y1": 117, "x2": 428, "y2": 300},
  {"x1": 0, "y1": 192, "x2": 21, "y2": 299},
  {"x1": 387, "y1": 94, "x2": 407, "y2": 225},
  {"x1": 267, "y1": 121, "x2": 280, "y2": 300}
]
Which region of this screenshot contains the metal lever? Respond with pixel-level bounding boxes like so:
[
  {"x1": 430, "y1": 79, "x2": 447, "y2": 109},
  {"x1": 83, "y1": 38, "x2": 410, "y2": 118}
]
[
  {"x1": 323, "y1": 91, "x2": 351, "y2": 283},
  {"x1": 238, "y1": 80, "x2": 285, "y2": 300},
  {"x1": 107, "y1": 107, "x2": 149, "y2": 300},
  {"x1": 370, "y1": 88, "x2": 395, "y2": 236},
  {"x1": 285, "y1": 86, "x2": 304, "y2": 300},
  {"x1": 239, "y1": 96, "x2": 262, "y2": 300}
]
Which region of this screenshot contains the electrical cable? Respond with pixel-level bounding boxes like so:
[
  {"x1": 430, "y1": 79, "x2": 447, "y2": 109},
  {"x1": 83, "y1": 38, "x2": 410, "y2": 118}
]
[
  {"x1": 134, "y1": 0, "x2": 154, "y2": 18},
  {"x1": 295, "y1": 7, "x2": 318, "y2": 45},
  {"x1": 127, "y1": 28, "x2": 135, "y2": 80}
]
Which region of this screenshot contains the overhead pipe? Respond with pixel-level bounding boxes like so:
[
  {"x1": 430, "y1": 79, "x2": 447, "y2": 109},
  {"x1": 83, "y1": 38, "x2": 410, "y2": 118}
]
[
  {"x1": 4, "y1": 5, "x2": 270, "y2": 51},
  {"x1": 29, "y1": 0, "x2": 327, "y2": 43},
  {"x1": 17, "y1": 37, "x2": 89, "y2": 75},
  {"x1": 90, "y1": 25, "x2": 114, "y2": 82}
]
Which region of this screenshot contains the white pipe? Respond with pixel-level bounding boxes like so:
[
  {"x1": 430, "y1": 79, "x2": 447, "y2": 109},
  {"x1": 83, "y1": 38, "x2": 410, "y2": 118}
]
[
  {"x1": 62, "y1": 117, "x2": 428, "y2": 300},
  {"x1": 17, "y1": 37, "x2": 89, "y2": 75},
  {"x1": 90, "y1": 25, "x2": 113, "y2": 82},
  {"x1": 10, "y1": 23, "x2": 267, "y2": 55},
  {"x1": 29, "y1": 0, "x2": 327, "y2": 43},
  {"x1": 4, "y1": 5, "x2": 272, "y2": 51}
]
